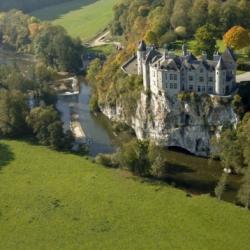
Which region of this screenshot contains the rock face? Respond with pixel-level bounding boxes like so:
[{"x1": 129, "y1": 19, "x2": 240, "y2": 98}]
[{"x1": 100, "y1": 92, "x2": 238, "y2": 156}]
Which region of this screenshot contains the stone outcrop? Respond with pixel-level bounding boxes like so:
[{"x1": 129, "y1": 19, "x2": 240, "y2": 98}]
[{"x1": 100, "y1": 92, "x2": 238, "y2": 156}]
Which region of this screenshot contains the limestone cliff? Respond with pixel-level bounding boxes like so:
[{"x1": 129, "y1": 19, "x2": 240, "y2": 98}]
[{"x1": 100, "y1": 92, "x2": 238, "y2": 156}]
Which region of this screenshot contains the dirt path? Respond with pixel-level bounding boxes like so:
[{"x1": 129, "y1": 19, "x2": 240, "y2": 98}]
[{"x1": 89, "y1": 30, "x2": 122, "y2": 48}]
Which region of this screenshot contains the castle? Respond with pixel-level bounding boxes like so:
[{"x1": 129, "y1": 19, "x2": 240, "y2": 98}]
[{"x1": 122, "y1": 40, "x2": 237, "y2": 97}]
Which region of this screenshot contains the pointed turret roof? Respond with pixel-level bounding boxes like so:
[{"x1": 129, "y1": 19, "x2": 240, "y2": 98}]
[
  {"x1": 216, "y1": 57, "x2": 227, "y2": 70},
  {"x1": 138, "y1": 40, "x2": 146, "y2": 51},
  {"x1": 222, "y1": 47, "x2": 236, "y2": 62}
]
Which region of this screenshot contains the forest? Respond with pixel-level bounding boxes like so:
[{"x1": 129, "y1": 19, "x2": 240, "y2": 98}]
[
  {"x1": 0, "y1": 0, "x2": 72, "y2": 12},
  {"x1": 111, "y1": 0, "x2": 250, "y2": 46}
]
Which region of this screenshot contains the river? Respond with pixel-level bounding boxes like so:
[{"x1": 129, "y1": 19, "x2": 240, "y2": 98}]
[{"x1": 57, "y1": 82, "x2": 117, "y2": 156}]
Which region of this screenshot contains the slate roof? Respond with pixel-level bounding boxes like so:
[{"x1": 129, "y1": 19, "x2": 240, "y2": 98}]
[
  {"x1": 148, "y1": 49, "x2": 231, "y2": 72},
  {"x1": 138, "y1": 40, "x2": 146, "y2": 52},
  {"x1": 216, "y1": 57, "x2": 227, "y2": 70},
  {"x1": 222, "y1": 47, "x2": 236, "y2": 62}
]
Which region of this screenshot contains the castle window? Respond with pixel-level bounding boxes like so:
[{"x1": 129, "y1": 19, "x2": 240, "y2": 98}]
[
  {"x1": 200, "y1": 68, "x2": 204, "y2": 73},
  {"x1": 197, "y1": 86, "x2": 201, "y2": 92},
  {"x1": 209, "y1": 77, "x2": 213, "y2": 82},
  {"x1": 208, "y1": 86, "x2": 213, "y2": 93},
  {"x1": 170, "y1": 83, "x2": 173, "y2": 89},
  {"x1": 199, "y1": 76, "x2": 204, "y2": 82},
  {"x1": 189, "y1": 85, "x2": 193, "y2": 91},
  {"x1": 174, "y1": 83, "x2": 177, "y2": 89},
  {"x1": 202, "y1": 86, "x2": 206, "y2": 92},
  {"x1": 174, "y1": 74, "x2": 177, "y2": 80},
  {"x1": 189, "y1": 75, "x2": 193, "y2": 81}
]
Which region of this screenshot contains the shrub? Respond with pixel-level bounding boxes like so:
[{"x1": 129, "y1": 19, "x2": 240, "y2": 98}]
[{"x1": 95, "y1": 154, "x2": 118, "y2": 168}]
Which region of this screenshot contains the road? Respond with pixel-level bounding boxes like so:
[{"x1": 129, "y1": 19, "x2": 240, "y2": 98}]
[
  {"x1": 89, "y1": 30, "x2": 122, "y2": 48},
  {"x1": 236, "y1": 72, "x2": 250, "y2": 83}
]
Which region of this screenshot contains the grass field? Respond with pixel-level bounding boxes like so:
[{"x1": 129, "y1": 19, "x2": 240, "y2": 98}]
[
  {"x1": 0, "y1": 140, "x2": 250, "y2": 249},
  {"x1": 31, "y1": 0, "x2": 118, "y2": 41}
]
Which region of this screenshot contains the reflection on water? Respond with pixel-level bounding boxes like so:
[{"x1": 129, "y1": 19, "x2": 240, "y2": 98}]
[{"x1": 57, "y1": 82, "x2": 116, "y2": 156}]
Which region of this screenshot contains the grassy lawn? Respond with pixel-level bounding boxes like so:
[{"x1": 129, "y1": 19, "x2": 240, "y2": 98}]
[
  {"x1": 31, "y1": 0, "x2": 118, "y2": 41},
  {"x1": 0, "y1": 140, "x2": 250, "y2": 249},
  {"x1": 86, "y1": 44, "x2": 117, "y2": 56}
]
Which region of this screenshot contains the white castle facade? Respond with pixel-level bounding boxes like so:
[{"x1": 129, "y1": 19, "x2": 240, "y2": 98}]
[{"x1": 134, "y1": 40, "x2": 237, "y2": 97}]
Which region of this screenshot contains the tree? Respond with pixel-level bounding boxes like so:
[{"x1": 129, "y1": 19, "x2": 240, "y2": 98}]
[
  {"x1": 215, "y1": 172, "x2": 228, "y2": 200},
  {"x1": 145, "y1": 30, "x2": 158, "y2": 45},
  {"x1": 170, "y1": 0, "x2": 190, "y2": 29},
  {"x1": 34, "y1": 25, "x2": 83, "y2": 72},
  {"x1": 211, "y1": 129, "x2": 244, "y2": 173},
  {"x1": 0, "y1": 10, "x2": 32, "y2": 52},
  {"x1": 189, "y1": 0, "x2": 208, "y2": 31},
  {"x1": 150, "y1": 155, "x2": 166, "y2": 178},
  {"x1": 223, "y1": 26, "x2": 250, "y2": 50},
  {"x1": 195, "y1": 24, "x2": 217, "y2": 58},
  {"x1": 27, "y1": 106, "x2": 75, "y2": 150},
  {"x1": 87, "y1": 58, "x2": 102, "y2": 83},
  {"x1": 0, "y1": 90, "x2": 29, "y2": 137},
  {"x1": 47, "y1": 121, "x2": 65, "y2": 150},
  {"x1": 27, "y1": 106, "x2": 60, "y2": 146},
  {"x1": 237, "y1": 167, "x2": 250, "y2": 209},
  {"x1": 117, "y1": 139, "x2": 150, "y2": 176}
]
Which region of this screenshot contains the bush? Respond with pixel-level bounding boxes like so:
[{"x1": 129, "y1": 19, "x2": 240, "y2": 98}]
[
  {"x1": 95, "y1": 154, "x2": 118, "y2": 168},
  {"x1": 77, "y1": 143, "x2": 89, "y2": 156},
  {"x1": 89, "y1": 93, "x2": 100, "y2": 112}
]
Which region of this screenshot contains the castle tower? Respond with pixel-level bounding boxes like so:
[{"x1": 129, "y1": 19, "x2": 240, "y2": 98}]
[
  {"x1": 137, "y1": 40, "x2": 146, "y2": 75},
  {"x1": 182, "y1": 43, "x2": 187, "y2": 56},
  {"x1": 215, "y1": 57, "x2": 227, "y2": 95}
]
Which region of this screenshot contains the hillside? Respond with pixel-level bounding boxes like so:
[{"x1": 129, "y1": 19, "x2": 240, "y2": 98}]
[
  {"x1": 31, "y1": 0, "x2": 118, "y2": 41},
  {"x1": 0, "y1": 140, "x2": 250, "y2": 250},
  {"x1": 0, "y1": 0, "x2": 72, "y2": 12}
]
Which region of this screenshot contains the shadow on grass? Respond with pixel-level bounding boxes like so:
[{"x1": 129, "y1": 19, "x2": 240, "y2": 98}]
[
  {"x1": 32, "y1": 0, "x2": 98, "y2": 21},
  {"x1": 0, "y1": 143, "x2": 15, "y2": 170}
]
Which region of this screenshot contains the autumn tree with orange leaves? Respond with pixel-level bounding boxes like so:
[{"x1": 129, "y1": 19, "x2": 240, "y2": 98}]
[{"x1": 223, "y1": 26, "x2": 250, "y2": 50}]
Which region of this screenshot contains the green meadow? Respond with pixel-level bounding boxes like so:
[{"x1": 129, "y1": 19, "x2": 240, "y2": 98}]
[
  {"x1": 31, "y1": 0, "x2": 118, "y2": 41},
  {"x1": 0, "y1": 140, "x2": 250, "y2": 250}
]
